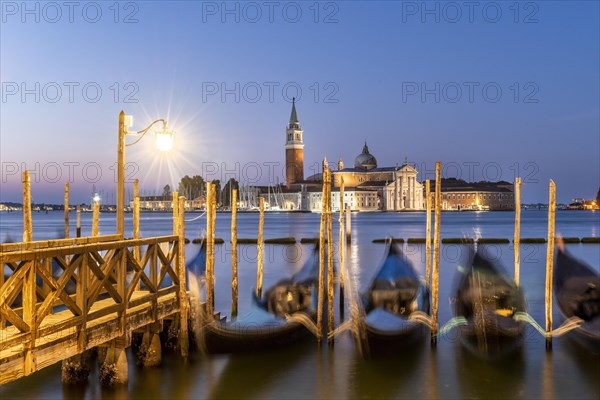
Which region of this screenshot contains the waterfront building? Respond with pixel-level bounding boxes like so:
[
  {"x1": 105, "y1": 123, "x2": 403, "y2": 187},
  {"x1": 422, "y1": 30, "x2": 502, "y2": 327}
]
[
  {"x1": 281, "y1": 100, "x2": 424, "y2": 211},
  {"x1": 427, "y1": 178, "x2": 514, "y2": 211},
  {"x1": 258, "y1": 102, "x2": 514, "y2": 213},
  {"x1": 132, "y1": 196, "x2": 204, "y2": 211},
  {"x1": 332, "y1": 144, "x2": 424, "y2": 211}
]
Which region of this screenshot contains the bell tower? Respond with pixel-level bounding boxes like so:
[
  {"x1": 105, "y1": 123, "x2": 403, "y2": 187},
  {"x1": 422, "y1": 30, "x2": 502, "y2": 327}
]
[{"x1": 285, "y1": 97, "x2": 304, "y2": 188}]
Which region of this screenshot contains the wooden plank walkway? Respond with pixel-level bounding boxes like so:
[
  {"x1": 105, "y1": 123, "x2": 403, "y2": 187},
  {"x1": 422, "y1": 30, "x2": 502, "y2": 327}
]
[
  {"x1": 0, "y1": 234, "x2": 189, "y2": 385},
  {"x1": 1, "y1": 291, "x2": 179, "y2": 385}
]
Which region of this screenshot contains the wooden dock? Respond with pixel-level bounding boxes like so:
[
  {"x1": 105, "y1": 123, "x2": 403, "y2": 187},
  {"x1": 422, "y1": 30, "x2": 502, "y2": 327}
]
[{"x1": 0, "y1": 234, "x2": 189, "y2": 385}]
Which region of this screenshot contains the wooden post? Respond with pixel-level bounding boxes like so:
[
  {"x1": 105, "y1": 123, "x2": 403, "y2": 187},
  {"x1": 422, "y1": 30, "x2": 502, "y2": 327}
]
[
  {"x1": 210, "y1": 186, "x2": 217, "y2": 310},
  {"x1": 92, "y1": 201, "x2": 100, "y2": 237},
  {"x1": 178, "y1": 196, "x2": 189, "y2": 359},
  {"x1": 133, "y1": 179, "x2": 140, "y2": 290},
  {"x1": 338, "y1": 177, "x2": 345, "y2": 318},
  {"x1": 117, "y1": 110, "x2": 126, "y2": 238},
  {"x1": 425, "y1": 179, "x2": 432, "y2": 289},
  {"x1": 431, "y1": 162, "x2": 442, "y2": 345},
  {"x1": 205, "y1": 183, "x2": 214, "y2": 317},
  {"x1": 545, "y1": 179, "x2": 556, "y2": 350},
  {"x1": 23, "y1": 171, "x2": 32, "y2": 242},
  {"x1": 231, "y1": 188, "x2": 238, "y2": 318},
  {"x1": 64, "y1": 251, "x2": 88, "y2": 383},
  {"x1": 23, "y1": 259, "x2": 36, "y2": 375},
  {"x1": 0, "y1": 256, "x2": 3, "y2": 329},
  {"x1": 345, "y1": 205, "x2": 351, "y2": 242},
  {"x1": 64, "y1": 182, "x2": 69, "y2": 238},
  {"x1": 317, "y1": 159, "x2": 328, "y2": 342},
  {"x1": 76, "y1": 205, "x2": 81, "y2": 237},
  {"x1": 326, "y1": 169, "x2": 335, "y2": 344},
  {"x1": 172, "y1": 191, "x2": 179, "y2": 236},
  {"x1": 514, "y1": 177, "x2": 521, "y2": 286},
  {"x1": 256, "y1": 197, "x2": 265, "y2": 298},
  {"x1": 133, "y1": 179, "x2": 140, "y2": 245}
]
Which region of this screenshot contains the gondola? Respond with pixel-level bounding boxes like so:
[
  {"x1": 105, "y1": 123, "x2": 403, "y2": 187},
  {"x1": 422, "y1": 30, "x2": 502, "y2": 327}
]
[
  {"x1": 359, "y1": 242, "x2": 430, "y2": 354},
  {"x1": 451, "y1": 248, "x2": 527, "y2": 358},
  {"x1": 199, "y1": 246, "x2": 320, "y2": 354},
  {"x1": 554, "y1": 244, "x2": 600, "y2": 352}
]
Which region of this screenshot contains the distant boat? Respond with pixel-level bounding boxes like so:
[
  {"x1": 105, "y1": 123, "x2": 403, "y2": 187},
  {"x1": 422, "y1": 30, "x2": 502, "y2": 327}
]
[
  {"x1": 554, "y1": 245, "x2": 600, "y2": 352},
  {"x1": 451, "y1": 249, "x2": 527, "y2": 358},
  {"x1": 199, "y1": 246, "x2": 320, "y2": 354},
  {"x1": 356, "y1": 241, "x2": 430, "y2": 355}
]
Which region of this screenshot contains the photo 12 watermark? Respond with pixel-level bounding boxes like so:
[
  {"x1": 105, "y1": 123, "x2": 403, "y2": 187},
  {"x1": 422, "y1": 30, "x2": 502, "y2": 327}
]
[
  {"x1": 1, "y1": 161, "x2": 140, "y2": 185},
  {"x1": 1, "y1": 1, "x2": 140, "y2": 24},
  {"x1": 401, "y1": 81, "x2": 540, "y2": 104},
  {"x1": 201, "y1": 81, "x2": 340, "y2": 104},
  {"x1": 200, "y1": 1, "x2": 339, "y2": 24},
  {"x1": 1, "y1": 82, "x2": 139, "y2": 104},
  {"x1": 417, "y1": 160, "x2": 540, "y2": 183},
  {"x1": 400, "y1": 1, "x2": 540, "y2": 24}
]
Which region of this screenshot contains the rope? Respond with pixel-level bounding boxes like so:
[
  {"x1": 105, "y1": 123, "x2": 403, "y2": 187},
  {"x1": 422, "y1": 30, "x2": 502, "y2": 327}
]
[
  {"x1": 185, "y1": 212, "x2": 206, "y2": 222},
  {"x1": 437, "y1": 316, "x2": 468, "y2": 337},
  {"x1": 328, "y1": 319, "x2": 354, "y2": 340},
  {"x1": 408, "y1": 310, "x2": 435, "y2": 329},
  {"x1": 513, "y1": 312, "x2": 584, "y2": 337},
  {"x1": 284, "y1": 313, "x2": 320, "y2": 338},
  {"x1": 435, "y1": 312, "x2": 584, "y2": 339}
]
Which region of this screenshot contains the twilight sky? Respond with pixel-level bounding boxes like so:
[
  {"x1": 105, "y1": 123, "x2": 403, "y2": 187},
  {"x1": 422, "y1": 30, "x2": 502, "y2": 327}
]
[{"x1": 1, "y1": 1, "x2": 598, "y2": 204}]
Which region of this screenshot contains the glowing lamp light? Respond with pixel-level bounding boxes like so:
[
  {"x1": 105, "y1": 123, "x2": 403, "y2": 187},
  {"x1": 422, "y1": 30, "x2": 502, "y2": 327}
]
[
  {"x1": 93, "y1": 194, "x2": 101, "y2": 203},
  {"x1": 155, "y1": 129, "x2": 175, "y2": 152}
]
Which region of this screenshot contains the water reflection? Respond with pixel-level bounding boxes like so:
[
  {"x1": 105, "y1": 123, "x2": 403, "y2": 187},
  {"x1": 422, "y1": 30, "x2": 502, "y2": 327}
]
[
  {"x1": 456, "y1": 346, "x2": 526, "y2": 399},
  {"x1": 349, "y1": 338, "x2": 427, "y2": 398},
  {"x1": 1, "y1": 211, "x2": 599, "y2": 399},
  {"x1": 208, "y1": 345, "x2": 310, "y2": 399}
]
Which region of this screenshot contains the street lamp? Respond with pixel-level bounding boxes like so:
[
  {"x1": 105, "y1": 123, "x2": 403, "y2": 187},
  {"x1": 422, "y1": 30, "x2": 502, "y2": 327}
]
[{"x1": 117, "y1": 110, "x2": 175, "y2": 236}]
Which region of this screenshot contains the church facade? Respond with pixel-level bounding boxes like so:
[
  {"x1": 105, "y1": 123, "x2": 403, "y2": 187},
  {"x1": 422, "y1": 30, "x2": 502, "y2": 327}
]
[
  {"x1": 332, "y1": 143, "x2": 424, "y2": 211},
  {"x1": 276, "y1": 101, "x2": 424, "y2": 212}
]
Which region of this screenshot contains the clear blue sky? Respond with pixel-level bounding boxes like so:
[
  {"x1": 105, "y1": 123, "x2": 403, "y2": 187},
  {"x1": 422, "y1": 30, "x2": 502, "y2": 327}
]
[{"x1": 1, "y1": 1, "x2": 598, "y2": 204}]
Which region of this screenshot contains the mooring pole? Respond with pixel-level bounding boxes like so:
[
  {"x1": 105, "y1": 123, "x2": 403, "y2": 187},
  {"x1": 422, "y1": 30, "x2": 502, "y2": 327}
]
[
  {"x1": 133, "y1": 179, "x2": 140, "y2": 290},
  {"x1": 514, "y1": 177, "x2": 521, "y2": 286},
  {"x1": 177, "y1": 196, "x2": 189, "y2": 360},
  {"x1": 117, "y1": 110, "x2": 126, "y2": 238},
  {"x1": 317, "y1": 158, "x2": 328, "y2": 343},
  {"x1": 431, "y1": 162, "x2": 442, "y2": 345},
  {"x1": 76, "y1": 205, "x2": 81, "y2": 237},
  {"x1": 133, "y1": 180, "x2": 140, "y2": 251},
  {"x1": 92, "y1": 200, "x2": 100, "y2": 237},
  {"x1": 545, "y1": 179, "x2": 556, "y2": 350},
  {"x1": 345, "y1": 204, "x2": 351, "y2": 242},
  {"x1": 326, "y1": 169, "x2": 335, "y2": 344},
  {"x1": 205, "y1": 183, "x2": 214, "y2": 317},
  {"x1": 211, "y1": 186, "x2": 217, "y2": 311},
  {"x1": 256, "y1": 197, "x2": 265, "y2": 298},
  {"x1": 425, "y1": 179, "x2": 432, "y2": 289},
  {"x1": 23, "y1": 171, "x2": 32, "y2": 242},
  {"x1": 64, "y1": 182, "x2": 69, "y2": 238},
  {"x1": 338, "y1": 177, "x2": 345, "y2": 320},
  {"x1": 172, "y1": 191, "x2": 179, "y2": 236},
  {"x1": 231, "y1": 188, "x2": 238, "y2": 318}
]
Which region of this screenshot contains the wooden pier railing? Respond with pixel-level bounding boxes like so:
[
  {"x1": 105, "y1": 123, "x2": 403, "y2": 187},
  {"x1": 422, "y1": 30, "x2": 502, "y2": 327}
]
[{"x1": 0, "y1": 234, "x2": 188, "y2": 385}]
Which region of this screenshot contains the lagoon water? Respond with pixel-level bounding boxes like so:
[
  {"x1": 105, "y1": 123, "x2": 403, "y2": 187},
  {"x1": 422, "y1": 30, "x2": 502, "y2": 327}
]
[{"x1": 1, "y1": 210, "x2": 599, "y2": 399}]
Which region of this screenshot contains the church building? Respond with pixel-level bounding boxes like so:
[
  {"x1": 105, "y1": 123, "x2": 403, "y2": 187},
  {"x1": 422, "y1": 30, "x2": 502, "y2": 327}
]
[
  {"x1": 277, "y1": 101, "x2": 424, "y2": 211},
  {"x1": 285, "y1": 98, "x2": 304, "y2": 188},
  {"x1": 332, "y1": 143, "x2": 424, "y2": 211}
]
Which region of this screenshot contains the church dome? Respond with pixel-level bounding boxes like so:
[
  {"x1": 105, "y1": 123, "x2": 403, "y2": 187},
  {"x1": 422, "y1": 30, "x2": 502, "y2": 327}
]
[{"x1": 354, "y1": 142, "x2": 377, "y2": 170}]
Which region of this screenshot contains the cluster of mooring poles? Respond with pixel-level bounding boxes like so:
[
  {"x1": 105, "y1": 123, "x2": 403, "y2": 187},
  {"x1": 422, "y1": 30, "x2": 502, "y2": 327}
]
[
  {"x1": 198, "y1": 159, "x2": 563, "y2": 350},
  {"x1": 1, "y1": 151, "x2": 577, "y2": 387}
]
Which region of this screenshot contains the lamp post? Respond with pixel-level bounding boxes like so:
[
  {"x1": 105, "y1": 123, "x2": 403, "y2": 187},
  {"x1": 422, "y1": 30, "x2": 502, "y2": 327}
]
[{"x1": 117, "y1": 110, "x2": 175, "y2": 237}]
